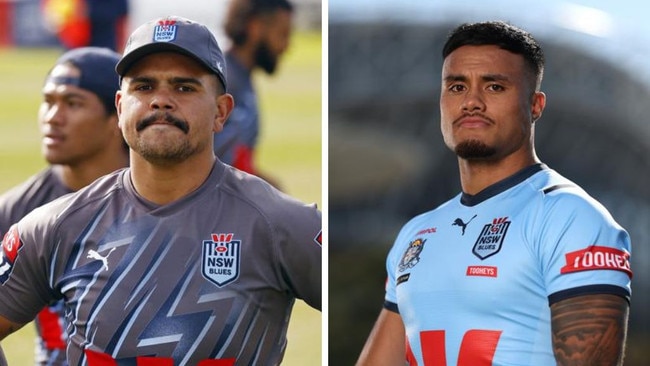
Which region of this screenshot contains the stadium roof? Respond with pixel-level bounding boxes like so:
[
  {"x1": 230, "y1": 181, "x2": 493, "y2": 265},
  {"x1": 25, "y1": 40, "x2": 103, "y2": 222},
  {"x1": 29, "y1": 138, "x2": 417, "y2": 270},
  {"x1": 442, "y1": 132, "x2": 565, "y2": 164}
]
[{"x1": 329, "y1": 0, "x2": 650, "y2": 86}]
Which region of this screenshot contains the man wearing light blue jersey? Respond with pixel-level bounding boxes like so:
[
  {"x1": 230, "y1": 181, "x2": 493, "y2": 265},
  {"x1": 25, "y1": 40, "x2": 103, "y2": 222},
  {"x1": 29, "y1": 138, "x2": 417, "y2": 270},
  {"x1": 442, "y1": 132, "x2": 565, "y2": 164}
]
[{"x1": 357, "y1": 21, "x2": 631, "y2": 366}]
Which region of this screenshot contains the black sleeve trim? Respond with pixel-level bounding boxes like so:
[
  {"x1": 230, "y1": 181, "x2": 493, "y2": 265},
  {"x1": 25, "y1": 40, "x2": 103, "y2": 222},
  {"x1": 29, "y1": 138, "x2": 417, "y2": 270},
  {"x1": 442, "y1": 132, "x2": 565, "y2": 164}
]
[
  {"x1": 542, "y1": 183, "x2": 576, "y2": 194},
  {"x1": 548, "y1": 284, "x2": 630, "y2": 306},
  {"x1": 383, "y1": 300, "x2": 399, "y2": 314}
]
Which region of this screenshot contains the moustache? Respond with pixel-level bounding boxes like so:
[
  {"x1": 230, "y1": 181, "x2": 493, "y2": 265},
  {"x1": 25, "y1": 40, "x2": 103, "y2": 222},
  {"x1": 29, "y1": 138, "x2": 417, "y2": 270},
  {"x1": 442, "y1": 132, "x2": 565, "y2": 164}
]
[
  {"x1": 136, "y1": 113, "x2": 189, "y2": 134},
  {"x1": 453, "y1": 112, "x2": 495, "y2": 126}
]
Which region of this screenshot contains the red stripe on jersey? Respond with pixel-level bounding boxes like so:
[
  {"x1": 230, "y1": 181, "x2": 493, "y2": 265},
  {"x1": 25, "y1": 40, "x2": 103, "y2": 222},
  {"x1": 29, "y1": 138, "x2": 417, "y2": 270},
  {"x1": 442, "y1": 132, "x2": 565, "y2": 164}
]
[
  {"x1": 420, "y1": 330, "x2": 447, "y2": 366},
  {"x1": 457, "y1": 329, "x2": 502, "y2": 366},
  {"x1": 36, "y1": 307, "x2": 66, "y2": 349},
  {"x1": 415, "y1": 329, "x2": 501, "y2": 365},
  {"x1": 85, "y1": 349, "x2": 117, "y2": 366},
  {"x1": 137, "y1": 357, "x2": 173, "y2": 365},
  {"x1": 406, "y1": 336, "x2": 418, "y2": 365},
  {"x1": 84, "y1": 349, "x2": 236, "y2": 365},
  {"x1": 197, "y1": 359, "x2": 236, "y2": 366}
]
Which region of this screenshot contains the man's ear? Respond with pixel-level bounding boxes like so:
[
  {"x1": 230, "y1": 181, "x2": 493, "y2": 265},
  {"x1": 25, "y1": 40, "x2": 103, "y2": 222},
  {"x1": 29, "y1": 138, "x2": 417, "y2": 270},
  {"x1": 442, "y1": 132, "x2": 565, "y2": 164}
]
[
  {"x1": 115, "y1": 90, "x2": 123, "y2": 129},
  {"x1": 214, "y1": 93, "x2": 235, "y2": 133},
  {"x1": 531, "y1": 91, "x2": 546, "y2": 122}
]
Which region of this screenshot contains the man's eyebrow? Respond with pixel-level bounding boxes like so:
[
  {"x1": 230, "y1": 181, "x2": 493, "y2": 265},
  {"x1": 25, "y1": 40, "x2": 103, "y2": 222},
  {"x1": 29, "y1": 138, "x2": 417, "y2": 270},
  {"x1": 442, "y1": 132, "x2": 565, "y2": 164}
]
[
  {"x1": 128, "y1": 76, "x2": 155, "y2": 84},
  {"x1": 42, "y1": 90, "x2": 88, "y2": 101},
  {"x1": 128, "y1": 76, "x2": 204, "y2": 87},
  {"x1": 443, "y1": 74, "x2": 467, "y2": 83},
  {"x1": 443, "y1": 73, "x2": 511, "y2": 83},
  {"x1": 482, "y1": 73, "x2": 510, "y2": 82},
  {"x1": 169, "y1": 77, "x2": 203, "y2": 86}
]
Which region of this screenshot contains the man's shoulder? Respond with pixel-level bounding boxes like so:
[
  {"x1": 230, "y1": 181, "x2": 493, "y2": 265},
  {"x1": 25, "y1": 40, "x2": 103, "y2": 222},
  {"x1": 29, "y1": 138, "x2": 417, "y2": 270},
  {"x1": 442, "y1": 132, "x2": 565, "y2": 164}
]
[
  {"x1": 531, "y1": 168, "x2": 594, "y2": 203},
  {"x1": 527, "y1": 167, "x2": 618, "y2": 225},
  {"x1": 0, "y1": 168, "x2": 69, "y2": 231},
  {"x1": 0, "y1": 168, "x2": 62, "y2": 201},
  {"x1": 218, "y1": 165, "x2": 320, "y2": 220}
]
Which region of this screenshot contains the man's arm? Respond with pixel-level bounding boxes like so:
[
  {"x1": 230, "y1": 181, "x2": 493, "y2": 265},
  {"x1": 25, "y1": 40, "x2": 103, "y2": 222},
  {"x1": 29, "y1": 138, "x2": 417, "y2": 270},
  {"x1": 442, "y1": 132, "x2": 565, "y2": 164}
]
[
  {"x1": 356, "y1": 309, "x2": 406, "y2": 366},
  {"x1": 551, "y1": 293, "x2": 629, "y2": 366},
  {"x1": 0, "y1": 315, "x2": 24, "y2": 340}
]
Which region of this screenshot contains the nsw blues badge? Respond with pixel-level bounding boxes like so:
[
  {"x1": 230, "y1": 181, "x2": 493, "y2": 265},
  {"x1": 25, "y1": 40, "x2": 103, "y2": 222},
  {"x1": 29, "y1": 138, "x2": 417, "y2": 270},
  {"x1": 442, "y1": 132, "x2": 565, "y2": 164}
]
[
  {"x1": 472, "y1": 217, "x2": 510, "y2": 260},
  {"x1": 202, "y1": 233, "x2": 240, "y2": 287},
  {"x1": 153, "y1": 19, "x2": 177, "y2": 42}
]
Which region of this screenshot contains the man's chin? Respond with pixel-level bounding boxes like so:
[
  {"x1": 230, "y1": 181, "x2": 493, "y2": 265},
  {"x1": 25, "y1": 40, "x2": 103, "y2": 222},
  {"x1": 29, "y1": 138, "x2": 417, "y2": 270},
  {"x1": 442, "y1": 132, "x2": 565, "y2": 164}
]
[{"x1": 454, "y1": 140, "x2": 497, "y2": 160}]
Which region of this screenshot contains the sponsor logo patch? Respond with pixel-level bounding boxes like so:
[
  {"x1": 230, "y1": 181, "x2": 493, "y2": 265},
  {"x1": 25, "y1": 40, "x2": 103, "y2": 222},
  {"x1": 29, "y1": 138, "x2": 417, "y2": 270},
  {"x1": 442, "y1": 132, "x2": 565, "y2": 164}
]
[
  {"x1": 396, "y1": 273, "x2": 410, "y2": 285},
  {"x1": 416, "y1": 227, "x2": 437, "y2": 235},
  {"x1": 202, "y1": 233, "x2": 241, "y2": 287},
  {"x1": 560, "y1": 246, "x2": 632, "y2": 278},
  {"x1": 466, "y1": 265, "x2": 498, "y2": 278},
  {"x1": 398, "y1": 238, "x2": 426, "y2": 272},
  {"x1": 153, "y1": 20, "x2": 177, "y2": 42},
  {"x1": 472, "y1": 217, "x2": 510, "y2": 260},
  {"x1": 0, "y1": 225, "x2": 23, "y2": 284},
  {"x1": 452, "y1": 214, "x2": 477, "y2": 235}
]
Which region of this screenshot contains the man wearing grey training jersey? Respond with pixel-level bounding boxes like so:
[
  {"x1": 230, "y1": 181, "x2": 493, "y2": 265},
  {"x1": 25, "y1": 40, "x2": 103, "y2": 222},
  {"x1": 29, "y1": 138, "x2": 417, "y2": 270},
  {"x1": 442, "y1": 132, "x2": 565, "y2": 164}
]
[{"x1": 0, "y1": 15, "x2": 321, "y2": 366}]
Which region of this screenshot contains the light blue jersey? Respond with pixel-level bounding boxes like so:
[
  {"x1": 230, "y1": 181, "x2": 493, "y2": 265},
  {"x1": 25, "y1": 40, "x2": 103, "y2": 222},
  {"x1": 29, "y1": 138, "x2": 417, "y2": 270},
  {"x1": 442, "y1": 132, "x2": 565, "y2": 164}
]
[{"x1": 385, "y1": 164, "x2": 632, "y2": 366}]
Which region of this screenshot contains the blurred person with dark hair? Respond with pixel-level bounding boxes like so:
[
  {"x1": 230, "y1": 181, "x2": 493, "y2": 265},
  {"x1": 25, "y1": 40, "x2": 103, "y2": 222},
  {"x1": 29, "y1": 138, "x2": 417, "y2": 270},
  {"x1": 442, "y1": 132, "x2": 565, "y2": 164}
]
[
  {"x1": 0, "y1": 47, "x2": 128, "y2": 365},
  {"x1": 357, "y1": 21, "x2": 631, "y2": 366},
  {"x1": 215, "y1": 0, "x2": 294, "y2": 189}
]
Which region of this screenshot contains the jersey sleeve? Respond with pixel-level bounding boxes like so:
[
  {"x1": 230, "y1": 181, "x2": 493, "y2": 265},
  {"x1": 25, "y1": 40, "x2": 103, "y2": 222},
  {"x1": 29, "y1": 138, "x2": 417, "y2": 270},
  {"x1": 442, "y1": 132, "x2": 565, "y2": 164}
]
[
  {"x1": 0, "y1": 207, "x2": 58, "y2": 324},
  {"x1": 275, "y1": 202, "x2": 322, "y2": 311},
  {"x1": 384, "y1": 222, "x2": 415, "y2": 313},
  {"x1": 536, "y1": 191, "x2": 632, "y2": 305}
]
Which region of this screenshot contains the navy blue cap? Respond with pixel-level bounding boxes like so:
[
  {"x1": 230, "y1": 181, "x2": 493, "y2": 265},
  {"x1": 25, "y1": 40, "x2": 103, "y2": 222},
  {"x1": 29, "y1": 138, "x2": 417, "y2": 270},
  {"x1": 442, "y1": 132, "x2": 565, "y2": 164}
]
[
  {"x1": 116, "y1": 16, "x2": 227, "y2": 91},
  {"x1": 49, "y1": 47, "x2": 121, "y2": 113}
]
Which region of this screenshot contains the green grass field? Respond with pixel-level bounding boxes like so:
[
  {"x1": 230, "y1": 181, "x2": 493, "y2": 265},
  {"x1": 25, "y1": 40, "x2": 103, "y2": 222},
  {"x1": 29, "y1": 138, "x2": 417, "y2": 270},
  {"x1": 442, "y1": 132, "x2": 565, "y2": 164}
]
[{"x1": 0, "y1": 30, "x2": 322, "y2": 364}]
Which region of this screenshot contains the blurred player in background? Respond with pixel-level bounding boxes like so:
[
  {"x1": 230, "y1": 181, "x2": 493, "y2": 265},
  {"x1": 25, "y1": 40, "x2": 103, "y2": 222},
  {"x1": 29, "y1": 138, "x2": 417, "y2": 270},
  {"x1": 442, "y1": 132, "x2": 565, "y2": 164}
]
[
  {"x1": 0, "y1": 16, "x2": 321, "y2": 365},
  {"x1": 0, "y1": 47, "x2": 127, "y2": 365},
  {"x1": 215, "y1": 0, "x2": 294, "y2": 189},
  {"x1": 357, "y1": 21, "x2": 631, "y2": 365},
  {"x1": 41, "y1": 0, "x2": 129, "y2": 51}
]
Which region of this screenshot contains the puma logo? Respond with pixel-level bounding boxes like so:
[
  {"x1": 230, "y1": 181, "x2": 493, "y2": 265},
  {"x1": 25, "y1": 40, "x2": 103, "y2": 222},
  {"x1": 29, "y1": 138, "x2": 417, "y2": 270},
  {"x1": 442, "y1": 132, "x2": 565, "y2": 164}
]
[
  {"x1": 87, "y1": 248, "x2": 116, "y2": 271},
  {"x1": 452, "y1": 214, "x2": 477, "y2": 235}
]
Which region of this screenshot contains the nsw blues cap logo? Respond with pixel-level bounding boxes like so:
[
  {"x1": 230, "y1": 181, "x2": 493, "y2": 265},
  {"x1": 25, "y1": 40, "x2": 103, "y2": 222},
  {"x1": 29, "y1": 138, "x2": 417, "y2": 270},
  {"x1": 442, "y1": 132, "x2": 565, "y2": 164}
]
[{"x1": 153, "y1": 20, "x2": 177, "y2": 42}]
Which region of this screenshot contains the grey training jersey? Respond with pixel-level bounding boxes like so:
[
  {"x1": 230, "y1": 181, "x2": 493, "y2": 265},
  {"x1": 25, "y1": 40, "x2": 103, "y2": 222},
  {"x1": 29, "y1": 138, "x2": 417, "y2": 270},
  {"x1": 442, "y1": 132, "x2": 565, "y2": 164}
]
[
  {"x1": 0, "y1": 167, "x2": 72, "y2": 235},
  {"x1": 0, "y1": 160, "x2": 322, "y2": 365},
  {"x1": 0, "y1": 166, "x2": 73, "y2": 365}
]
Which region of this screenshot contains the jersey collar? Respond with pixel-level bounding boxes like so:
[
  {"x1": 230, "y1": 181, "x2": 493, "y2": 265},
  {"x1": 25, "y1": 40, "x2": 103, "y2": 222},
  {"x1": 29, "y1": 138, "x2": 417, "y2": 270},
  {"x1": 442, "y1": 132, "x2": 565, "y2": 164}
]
[{"x1": 460, "y1": 163, "x2": 546, "y2": 207}]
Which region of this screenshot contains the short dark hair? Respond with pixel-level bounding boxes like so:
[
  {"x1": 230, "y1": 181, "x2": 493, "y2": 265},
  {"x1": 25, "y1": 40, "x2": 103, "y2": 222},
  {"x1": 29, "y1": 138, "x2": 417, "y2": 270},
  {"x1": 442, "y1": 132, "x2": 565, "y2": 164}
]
[
  {"x1": 224, "y1": 0, "x2": 294, "y2": 46},
  {"x1": 442, "y1": 21, "x2": 545, "y2": 89}
]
